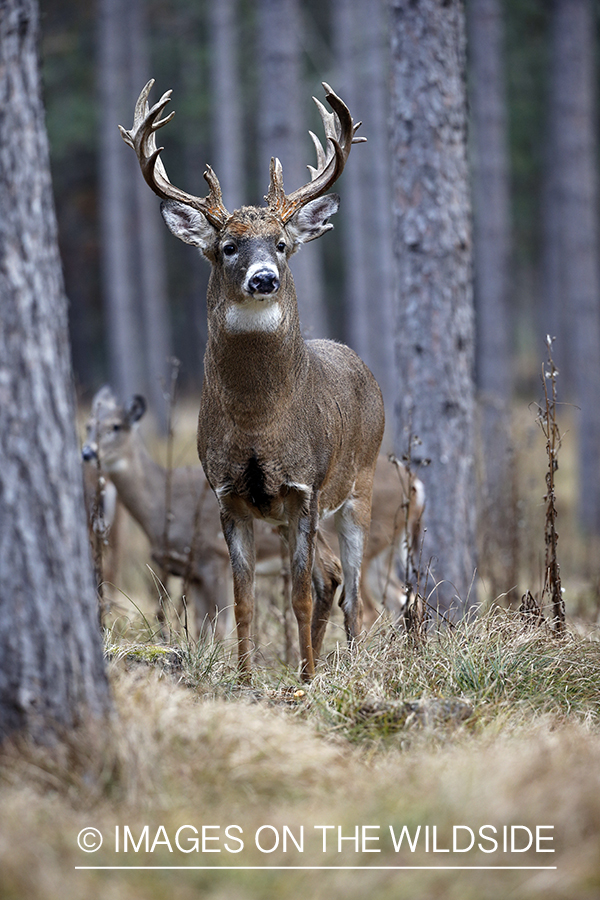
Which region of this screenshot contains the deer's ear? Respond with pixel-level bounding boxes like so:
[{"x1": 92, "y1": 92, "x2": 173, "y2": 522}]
[
  {"x1": 125, "y1": 395, "x2": 146, "y2": 426},
  {"x1": 161, "y1": 200, "x2": 217, "y2": 252},
  {"x1": 287, "y1": 194, "x2": 340, "y2": 247}
]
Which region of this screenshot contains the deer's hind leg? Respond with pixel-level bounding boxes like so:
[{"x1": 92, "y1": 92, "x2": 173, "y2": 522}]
[{"x1": 310, "y1": 531, "x2": 342, "y2": 658}]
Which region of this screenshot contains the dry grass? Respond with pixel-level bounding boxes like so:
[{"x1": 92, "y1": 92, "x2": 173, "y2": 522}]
[
  {"x1": 1, "y1": 613, "x2": 600, "y2": 900},
  {"x1": 5, "y1": 398, "x2": 593, "y2": 898}
]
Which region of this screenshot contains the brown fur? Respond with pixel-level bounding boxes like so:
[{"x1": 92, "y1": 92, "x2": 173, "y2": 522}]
[
  {"x1": 126, "y1": 81, "x2": 384, "y2": 679},
  {"x1": 184, "y1": 208, "x2": 385, "y2": 680},
  {"x1": 82, "y1": 387, "x2": 342, "y2": 639}
]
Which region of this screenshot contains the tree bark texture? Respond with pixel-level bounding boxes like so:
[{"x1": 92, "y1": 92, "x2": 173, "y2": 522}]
[
  {"x1": 544, "y1": 0, "x2": 600, "y2": 534},
  {"x1": 468, "y1": 0, "x2": 516, "y2": 599},
  {"x1": 256, "y1": 0, "x2": 328, "y2": 338},
  {"x1": 0, "y1": 0, "x2": 110, "y2": 742},
  {"x1": 333, "y1": 0, "x2": 396, "y2": 422},
  {"x1": 389, "y1": 0, "x2": 477, "y2": 618}
]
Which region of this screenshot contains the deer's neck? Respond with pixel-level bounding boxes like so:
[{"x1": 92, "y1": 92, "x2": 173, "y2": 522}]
[
  {"x1": 107, "y1": 438, "x2": 166, "y2": 541},
  {"x1": 204, "y1": 309, "x2": 309, "y2": 428}
]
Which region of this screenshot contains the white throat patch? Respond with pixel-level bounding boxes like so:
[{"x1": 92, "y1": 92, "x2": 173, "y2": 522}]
[
  {"x1": 102, "y1": 456, "x2": 129, "y2": 474},
  {"x1": 225, "y1": 299, "x2": 283, "y2": 333}
]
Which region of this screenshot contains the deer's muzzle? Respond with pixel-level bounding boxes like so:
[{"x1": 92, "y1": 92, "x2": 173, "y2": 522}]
[
  {"x1": 245, "y1": 267, "x2": 280, "y2": 297},
  {"x1": 82, "y1": 443, "x2": 98, "y2": 462}
]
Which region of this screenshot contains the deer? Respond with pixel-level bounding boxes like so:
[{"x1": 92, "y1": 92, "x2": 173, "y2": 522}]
[
  {"x1": 81, "y1": 386, "x2": 342, "y2": 639},
  {"x1": 347, "y1": 456, "x2": 425, "y2": 626},
  {"x1": 83, "y1": 388, "x2": 424, "y2": 640},
  {"x1": 120, "y1": 80, "x2": 385, "y2": 680},
  {"x1": 82, "y1": 385, "x2": 425, "y2": 637}
]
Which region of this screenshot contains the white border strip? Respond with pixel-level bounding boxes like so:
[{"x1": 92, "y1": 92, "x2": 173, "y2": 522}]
[{"x1": 75, "y1": 865, "x2": 558, "y2": 871}]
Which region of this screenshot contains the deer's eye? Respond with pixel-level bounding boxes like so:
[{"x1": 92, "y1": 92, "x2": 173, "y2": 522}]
[
  {"x1": 222, "y1": 242, "x2": 237, "y2": 257},
  {"x1": 276, "y1": 240, "x2": 286, "y2": 252},
  {"x1": 112, "y1": 423, "x2": 122, "y2": 432}
]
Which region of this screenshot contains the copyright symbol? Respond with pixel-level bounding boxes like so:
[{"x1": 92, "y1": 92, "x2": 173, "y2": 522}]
[{"x1": 77, "y1": 827, "x2": 103, "y2": 852}]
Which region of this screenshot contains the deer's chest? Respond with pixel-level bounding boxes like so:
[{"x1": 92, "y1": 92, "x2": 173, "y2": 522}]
[
  {"x1": 219, "y1": 453, "x2": 312, "y2": 524},
  {"x1": 238, "y1": 455, "x2": 276, "y2": 516}
]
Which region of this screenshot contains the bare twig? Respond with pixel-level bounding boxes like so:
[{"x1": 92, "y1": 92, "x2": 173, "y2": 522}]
[
  {"x1": 161, "y1": 357, "x2": 181, "y2": 561},
  {"x1": 537, "y1": 336, "x2": 565, "y2": 632},
  {"x1": 393, "y1": 416, "x2": 429, "y2": 640},
  {"x1": 87, "y1": 458, "x2": 111, "y2": 625}
]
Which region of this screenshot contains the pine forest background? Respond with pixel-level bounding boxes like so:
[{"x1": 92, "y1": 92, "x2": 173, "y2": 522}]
[{"x1": 39, "y1": 0, "x2": 600, "y2": 614}]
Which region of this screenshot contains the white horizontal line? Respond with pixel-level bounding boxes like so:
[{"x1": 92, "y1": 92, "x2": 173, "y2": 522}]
[{"x1": 75, "y1": 866, "x2": 558, "y2": 871}]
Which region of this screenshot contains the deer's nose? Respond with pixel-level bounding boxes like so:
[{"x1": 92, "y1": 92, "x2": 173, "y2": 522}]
[
  {"x1": 247, "y1": 270, "x2": 280, "y2": 295},
  {"x1": 82, "y1": 443, "x2": 98, "y2": 462}
]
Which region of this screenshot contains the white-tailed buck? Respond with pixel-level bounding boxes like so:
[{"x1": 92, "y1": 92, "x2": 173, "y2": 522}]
[
  {"x1": 82, "y1": 386, "x2": 342, "y2": 637},
  {"x1": 83, "y1": 387, "x2": 424, "y2": 638},
  {"x1": 121, "y1": 81, "x2": 385, "y2": 679}
]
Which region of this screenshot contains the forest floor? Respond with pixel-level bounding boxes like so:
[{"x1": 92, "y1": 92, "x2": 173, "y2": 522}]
[
  {"x1": 0, "y1": 616, "x2": 599, "y2": 900},
  {"x1": 1, "y1": 400, "x2": 599, "y2": 900}
]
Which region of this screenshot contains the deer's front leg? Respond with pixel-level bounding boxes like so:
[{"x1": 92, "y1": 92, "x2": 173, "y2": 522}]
[
  {"x1": 287, "y1": 488, "x2": 319, "y2": 681},
  {"x1": 219, "y1": 497, "x2": 256, "y2": 681}
]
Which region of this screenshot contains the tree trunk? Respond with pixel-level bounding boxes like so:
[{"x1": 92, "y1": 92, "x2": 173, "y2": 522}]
[
  {"x1": 468, "y1": 0, "x2": 516, "y2": 600},
  {"x1": 97, "y1": 0, "x2": 143, "y2": 399},
  {"x1": 176, "y1": 6, "x2": 210, "y2": 392},
  {"x1": 332, "y1": 0, "x2": 371, "y2": 366},
  {"x1": 209, "y1": 0, "x2": 244, "y2": 211},
  {"x1": 256, "y1": 0, "x2": 328, "y2": 338},
  {"x1": 544, "y1": 0, "x2": 600, "y2": 534},
  {"x1": 0, "y1": 0, "x2": 110, "y2": 743},
  {"x1": 129, "y1": 0, "x2": 171, "y2": 430},
  {"x1": 389, "y1": 0, "x2": 477, "y2": 619},
  {"x1": 333, "y1": 0, "x2": 396, "y2": 422}
]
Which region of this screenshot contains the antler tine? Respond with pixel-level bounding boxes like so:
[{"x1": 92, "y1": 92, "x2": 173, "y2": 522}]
[
  {"x1": 267, "y1": 83, "x2": 366, "y2": 222},
  {"x1": 119, "y1": 80, "x2": 230, "y2": 229},
  {"x1": 307, "y1": 129, "x2": 330, "y2": 182}
]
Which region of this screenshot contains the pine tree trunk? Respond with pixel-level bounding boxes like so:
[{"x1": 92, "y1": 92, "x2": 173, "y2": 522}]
[
  {"x1": 333, "y1": 0, "x2": 396, "y2": 421},
  {"x1": 389, "y1": 0, "x2": 477, "y2": 618},
  {"x1": 129, "y1": 0, "x2": 171, "y2": 430},
  {"x1": 545, "y1": 0, "x2": 600, "y2": 534},
  {"x1": 178, "y1": 9, "x2": 210, "y2": 391},
  {"x1": 256, "y1": 0, "x2": 328, "y2": 338},
  {"x1": 209, "y1": 0, "x2": 244, "y2": 211},
  {"x1": 468, "y1": 0, "x2": 516, "y2": 600},
  {"x1": 98, "y1": 0, "x2": 143, "y2": 399},
  {"x1": 0, "y1": 0, "x2": 110, "y2": 742},
  {"x1": 333, "y1": 0, "x2": 373, "y2": 367}
]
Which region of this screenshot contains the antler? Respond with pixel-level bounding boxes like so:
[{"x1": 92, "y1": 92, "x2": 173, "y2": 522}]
[
  {"x1": 119, "y1": 80, "x2": 230, "y2": 229},
  {"x1": 266, "y1": 82, "x2": 366, "y2": 223}
]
